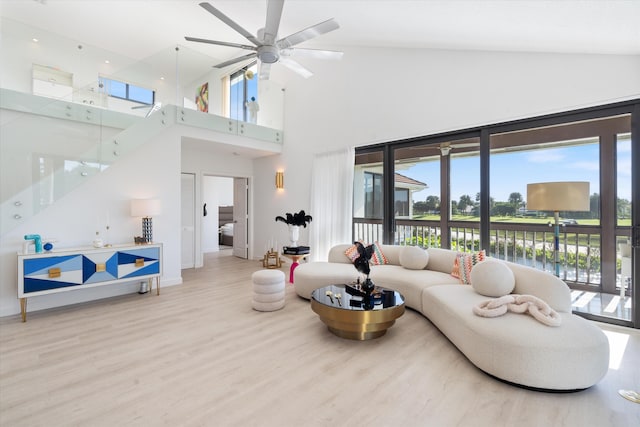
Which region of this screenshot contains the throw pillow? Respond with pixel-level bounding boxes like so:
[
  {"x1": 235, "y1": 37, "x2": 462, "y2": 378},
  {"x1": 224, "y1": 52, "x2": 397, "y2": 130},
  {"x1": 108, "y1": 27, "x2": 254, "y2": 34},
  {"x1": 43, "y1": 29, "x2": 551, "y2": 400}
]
[
  {"x1": 344, "y1": 242, "x2": 362, "y2": 262},
  {"x1": 470, "y1": 260, "x2": 515, "y2": 297},
  {"x1": 344, "y1": 241, "x2": 389, "y2": 265},
  {"x1": 399, "y1": 246, "x2": 429, "y2": 270},
  {"x1": 451, "y1": 250, "x2": 486, "y2": 284},
  {"x1": 370, "y1": 242, "x2": 389, "y2": 265}
]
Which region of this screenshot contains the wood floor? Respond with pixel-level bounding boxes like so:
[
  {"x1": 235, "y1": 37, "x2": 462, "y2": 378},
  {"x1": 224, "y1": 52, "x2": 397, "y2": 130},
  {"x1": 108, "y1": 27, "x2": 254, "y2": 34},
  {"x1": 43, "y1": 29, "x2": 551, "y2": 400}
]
[{"x1": 1, "y1": 251, "x2": 639, "y2": 426}]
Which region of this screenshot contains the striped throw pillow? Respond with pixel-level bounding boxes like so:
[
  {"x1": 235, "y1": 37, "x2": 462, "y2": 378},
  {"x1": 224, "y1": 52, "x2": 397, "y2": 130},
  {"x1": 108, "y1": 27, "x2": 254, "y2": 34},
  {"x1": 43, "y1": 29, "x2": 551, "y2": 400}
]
[
  {"x1": 370, "y1": 242, "x2": 389, "y2": 265},
  {"x1": 344, "y1": 241, "x2": 389, "y2": 265},
  {"x1": 451, "y1": 250, "x2": 486, "y2": 284}
]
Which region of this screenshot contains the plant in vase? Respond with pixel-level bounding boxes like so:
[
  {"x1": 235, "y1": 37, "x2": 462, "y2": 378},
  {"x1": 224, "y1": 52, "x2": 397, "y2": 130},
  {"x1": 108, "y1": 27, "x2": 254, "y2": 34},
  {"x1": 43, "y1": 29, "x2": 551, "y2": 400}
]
[{"x1": 275, "y1": 210, "x2": 312, "y2": 247}]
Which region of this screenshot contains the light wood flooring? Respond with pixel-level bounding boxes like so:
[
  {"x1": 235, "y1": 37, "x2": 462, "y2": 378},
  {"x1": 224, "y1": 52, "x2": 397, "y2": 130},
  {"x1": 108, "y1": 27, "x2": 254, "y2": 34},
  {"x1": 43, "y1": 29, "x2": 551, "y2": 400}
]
[{"x1": 1, "y1": 251, "x2": 639, "y2": 426}]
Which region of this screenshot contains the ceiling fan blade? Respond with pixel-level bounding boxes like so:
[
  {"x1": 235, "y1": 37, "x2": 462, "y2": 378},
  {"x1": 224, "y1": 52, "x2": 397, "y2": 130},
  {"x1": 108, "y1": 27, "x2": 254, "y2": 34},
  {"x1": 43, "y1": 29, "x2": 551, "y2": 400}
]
[
  {"x1": 277, "y1": 18, "x2": 340, "y2": 49},
  {"x1": 263, "y1": 0, "x2": 284, "y2": 45},
  {"x1": 199, "y1": 2, "x2": 261, "y2": 46},
  {"x1": 279, "y1": 57, "x2": 313, "y2": 79},
  {"x1": 214, "y1": 53, "x2": 257, "y2": 69},
  {"x1": 259, "y1": 63, "x2": 271, "y2": 80},
  {"x1": 281, "y1": 48, "x2": 343, "y2": 60},
  {"x1": 185, "y1": 36, "x2": 256, "y2": 51}
]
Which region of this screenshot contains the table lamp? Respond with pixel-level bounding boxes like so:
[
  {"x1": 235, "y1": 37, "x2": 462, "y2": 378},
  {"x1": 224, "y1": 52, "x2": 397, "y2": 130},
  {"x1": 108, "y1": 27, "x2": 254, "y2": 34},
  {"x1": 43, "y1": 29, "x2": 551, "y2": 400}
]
[
  {"x1": 131, "y1": 198, "x2": 161, "y2": 243},
  {"x1": 526, "y1": 182, "x2": 590, "y2": 276}
]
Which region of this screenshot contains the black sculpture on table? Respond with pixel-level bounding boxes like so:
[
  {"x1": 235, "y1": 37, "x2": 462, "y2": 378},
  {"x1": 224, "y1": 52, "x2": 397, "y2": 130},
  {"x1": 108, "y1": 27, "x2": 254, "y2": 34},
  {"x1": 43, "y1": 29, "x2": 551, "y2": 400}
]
[{"x1": 352, "y1": 241, "x2": 375, "y2": 293}]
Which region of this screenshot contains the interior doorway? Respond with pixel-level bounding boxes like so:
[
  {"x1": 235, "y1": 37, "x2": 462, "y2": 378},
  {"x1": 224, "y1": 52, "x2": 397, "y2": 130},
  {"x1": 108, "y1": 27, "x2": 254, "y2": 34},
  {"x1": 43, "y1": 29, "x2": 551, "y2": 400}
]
[{"x1": 199, "y1": 174, "x2": 249, "y2": 264}]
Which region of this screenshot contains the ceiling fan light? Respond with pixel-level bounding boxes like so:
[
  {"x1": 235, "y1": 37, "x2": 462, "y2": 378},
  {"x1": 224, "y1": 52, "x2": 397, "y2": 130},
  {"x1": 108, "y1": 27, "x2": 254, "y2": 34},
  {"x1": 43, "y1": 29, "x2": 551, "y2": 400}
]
[{"x1": 258, "y1": 45, "x2": 280, "y2": 64}]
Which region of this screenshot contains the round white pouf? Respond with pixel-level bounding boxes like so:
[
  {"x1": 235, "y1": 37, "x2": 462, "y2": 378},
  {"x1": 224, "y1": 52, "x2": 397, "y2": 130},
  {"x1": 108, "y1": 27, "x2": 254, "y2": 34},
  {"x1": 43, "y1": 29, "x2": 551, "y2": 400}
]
[{"x1": 252, "y1": 270, "x2": 285, "y2": 311}]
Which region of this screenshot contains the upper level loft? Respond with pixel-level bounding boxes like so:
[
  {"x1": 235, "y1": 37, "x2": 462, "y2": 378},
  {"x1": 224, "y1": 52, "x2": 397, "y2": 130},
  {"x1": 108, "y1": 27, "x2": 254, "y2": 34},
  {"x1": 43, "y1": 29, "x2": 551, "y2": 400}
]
[
  {"x1": 0, "y1": 17, "x2": 286, "y2": 236},
  {"x1": 0, "y1": 17, "x2": 284, "y2": 140}
]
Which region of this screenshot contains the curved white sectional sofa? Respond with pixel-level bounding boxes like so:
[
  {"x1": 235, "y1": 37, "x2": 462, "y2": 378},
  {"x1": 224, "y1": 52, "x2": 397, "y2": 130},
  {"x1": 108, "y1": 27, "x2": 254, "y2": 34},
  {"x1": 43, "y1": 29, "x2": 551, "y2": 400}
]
[{"x1": 294, "y1": 244, "x2": 610, "y2": 391}]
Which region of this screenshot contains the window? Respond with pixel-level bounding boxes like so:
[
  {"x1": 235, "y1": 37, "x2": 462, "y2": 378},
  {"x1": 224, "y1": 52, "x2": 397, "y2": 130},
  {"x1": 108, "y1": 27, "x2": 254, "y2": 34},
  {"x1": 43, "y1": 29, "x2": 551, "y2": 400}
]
[
  {"x1": 394, "y1": 188, "x2": 409, "y2": 217},
  {"x1": 229, "y1": 64, "x2": 258, "y2": 122},
  {"x1": 354, "y1": 105, "x2": 639, "y2": 327},
  {"x1": 99, "y1": 77, "x2": 154, "y2": 105},
  {"x1": 364, "y1": 172, "x2": 383, "y2": 219}
]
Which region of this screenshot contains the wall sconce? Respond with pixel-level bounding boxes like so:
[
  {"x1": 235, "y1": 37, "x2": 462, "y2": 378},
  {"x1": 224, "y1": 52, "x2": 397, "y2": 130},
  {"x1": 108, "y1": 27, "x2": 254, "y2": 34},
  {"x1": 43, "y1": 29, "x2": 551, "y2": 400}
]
[
  {"x1": 130, "y1": 198, "x2": 161, "y2": 243},
  {"x1": 275, "y1": 171, "x2": 284, "y2": 189}
]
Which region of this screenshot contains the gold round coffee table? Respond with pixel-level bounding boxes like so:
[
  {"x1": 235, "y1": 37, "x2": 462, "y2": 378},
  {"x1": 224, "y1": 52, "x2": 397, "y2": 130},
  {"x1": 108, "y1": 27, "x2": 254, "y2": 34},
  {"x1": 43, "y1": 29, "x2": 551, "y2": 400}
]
[{"x1": 311, "y1": 284, "x2": 405, "y2": 340}]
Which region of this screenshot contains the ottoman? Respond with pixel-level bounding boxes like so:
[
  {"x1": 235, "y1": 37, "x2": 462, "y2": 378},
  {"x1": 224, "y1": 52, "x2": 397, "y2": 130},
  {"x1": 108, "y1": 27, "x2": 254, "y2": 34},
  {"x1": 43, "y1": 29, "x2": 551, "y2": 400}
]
[{"x1": 252, "y1": 270, "x2": 285, "y2": 311}]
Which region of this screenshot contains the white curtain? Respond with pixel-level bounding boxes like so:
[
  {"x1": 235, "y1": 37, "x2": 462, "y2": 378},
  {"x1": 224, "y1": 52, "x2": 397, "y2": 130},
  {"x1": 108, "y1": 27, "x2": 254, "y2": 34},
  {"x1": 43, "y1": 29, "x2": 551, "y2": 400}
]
[{"x1": 309, "y1": 147, "x2": 355, "y2": 261}]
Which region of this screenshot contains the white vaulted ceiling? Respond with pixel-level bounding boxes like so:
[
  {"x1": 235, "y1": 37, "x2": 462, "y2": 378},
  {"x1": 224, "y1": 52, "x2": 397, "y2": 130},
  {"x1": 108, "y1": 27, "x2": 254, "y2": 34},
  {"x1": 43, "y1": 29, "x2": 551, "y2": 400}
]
[{"x1": 2, "y1": 1, "x2": 638, "y2": 70}]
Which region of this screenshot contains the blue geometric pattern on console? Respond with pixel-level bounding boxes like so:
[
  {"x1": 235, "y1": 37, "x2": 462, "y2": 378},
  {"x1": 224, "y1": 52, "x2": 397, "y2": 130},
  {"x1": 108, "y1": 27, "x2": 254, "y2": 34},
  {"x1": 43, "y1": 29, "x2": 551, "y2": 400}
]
[
  {"x1": 23, "y1": 255, "x2": 81, "y2": 275},
  {"x1": 24, "y1": 278, "x2": 78, "y2": 293},
  {"x1": 117, "y1": 247, "x2": 160, "y2": 279},
  {"x1": 82, "y1": 253, "x2": 119, "y2": 284},
  {"x1": 23, "y1": 255, "x2": 83, "y2": 293}
]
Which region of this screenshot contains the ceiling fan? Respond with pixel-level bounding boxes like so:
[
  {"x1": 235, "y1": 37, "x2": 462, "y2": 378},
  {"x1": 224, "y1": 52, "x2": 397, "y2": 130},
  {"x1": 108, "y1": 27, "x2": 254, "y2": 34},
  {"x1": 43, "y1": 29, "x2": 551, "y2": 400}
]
[
  {"x1": 439, "y1": 141, "x2": 480, "y2": 156},
  {"x1": 185, "y1": 1, "x2": 343, "y2": 80}
]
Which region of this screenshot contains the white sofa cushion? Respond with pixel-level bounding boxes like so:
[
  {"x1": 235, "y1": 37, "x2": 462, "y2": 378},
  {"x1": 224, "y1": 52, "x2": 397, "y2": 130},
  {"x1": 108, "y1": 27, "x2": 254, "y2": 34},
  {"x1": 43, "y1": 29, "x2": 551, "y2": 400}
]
[
  {"x1": 422, "y1": 285, "x2": 609, "y2": 390},
  {"x1": 425, "y1": 248, "x2": 459, "y2": 274},
  {"x1": 370, "y1": 265, "x2": 459, "y2": 311},
  {"x1": 399, "y1": 246, "x2": 429, "y2": 270},
  {"x1": 294, "y1": 262, "x2": 358, "y2": 298},
  {"x1": 471, "y1": 260, "x2": 515, "y2": 297}
]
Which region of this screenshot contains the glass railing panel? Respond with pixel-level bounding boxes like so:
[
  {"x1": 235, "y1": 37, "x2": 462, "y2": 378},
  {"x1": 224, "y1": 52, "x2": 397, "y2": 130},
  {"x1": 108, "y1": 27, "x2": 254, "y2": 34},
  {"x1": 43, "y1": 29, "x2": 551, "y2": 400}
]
[
  {"x1": 238, "y1": 122, "x2": 283, "y2": 144},
  {"x1": 177, "y1": 107, "x2": 237, "y2": 134},
  {"x1": 1, "y1": 18, "x2": 284, "y2": 134},
  {"x1": 0, "y1": 87, "x2": 177, "y2": 236}
]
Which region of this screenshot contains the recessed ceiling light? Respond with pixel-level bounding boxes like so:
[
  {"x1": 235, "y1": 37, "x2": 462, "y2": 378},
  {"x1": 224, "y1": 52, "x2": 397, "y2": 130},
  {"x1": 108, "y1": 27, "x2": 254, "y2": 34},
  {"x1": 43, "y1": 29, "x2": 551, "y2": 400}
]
[
  {"x1": 104, "y1": 60, "x2": 110, "y2": 64},
  {"x1": 32, "y1": 38, "x2": 39, "y2": 43},
  {"x1": 160, "y1": 76, "x2": 165, "y2": 80}
]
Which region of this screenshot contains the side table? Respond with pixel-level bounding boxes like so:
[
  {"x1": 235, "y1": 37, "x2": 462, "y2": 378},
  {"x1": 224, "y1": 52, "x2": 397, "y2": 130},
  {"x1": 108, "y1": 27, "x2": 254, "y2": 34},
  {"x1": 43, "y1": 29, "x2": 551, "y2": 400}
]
[{"x1": 281, "y1": 253, "x2": 309, "y2": 283}]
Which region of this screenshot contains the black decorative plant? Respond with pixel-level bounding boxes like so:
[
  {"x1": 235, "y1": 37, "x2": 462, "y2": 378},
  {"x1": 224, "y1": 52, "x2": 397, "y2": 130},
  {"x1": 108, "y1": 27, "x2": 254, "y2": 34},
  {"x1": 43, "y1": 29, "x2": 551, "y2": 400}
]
[{"x1": 275, "y1": 210, "x2": 313, "y2": 227}]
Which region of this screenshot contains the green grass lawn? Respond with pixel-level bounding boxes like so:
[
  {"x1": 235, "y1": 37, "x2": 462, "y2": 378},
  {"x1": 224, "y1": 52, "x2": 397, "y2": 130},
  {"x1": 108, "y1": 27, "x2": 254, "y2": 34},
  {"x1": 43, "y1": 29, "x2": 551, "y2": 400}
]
[{"x1": 411, "y1": 214, "x2": 630, "y2": 226}]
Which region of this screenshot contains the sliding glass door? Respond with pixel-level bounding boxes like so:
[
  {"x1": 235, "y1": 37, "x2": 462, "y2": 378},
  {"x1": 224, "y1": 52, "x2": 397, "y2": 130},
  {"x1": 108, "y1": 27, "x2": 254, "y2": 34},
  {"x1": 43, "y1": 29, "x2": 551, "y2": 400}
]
[{"x1": 353, "y1": 100, "x2": 638, "y2": 327}]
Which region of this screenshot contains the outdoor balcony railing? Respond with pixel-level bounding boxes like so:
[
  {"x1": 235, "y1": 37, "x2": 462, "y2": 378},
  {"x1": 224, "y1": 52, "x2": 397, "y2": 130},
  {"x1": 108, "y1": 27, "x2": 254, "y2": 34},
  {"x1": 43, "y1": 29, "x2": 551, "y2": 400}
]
[{"x1": 353, "y1": 217, "x2": 630, "y2": 294}]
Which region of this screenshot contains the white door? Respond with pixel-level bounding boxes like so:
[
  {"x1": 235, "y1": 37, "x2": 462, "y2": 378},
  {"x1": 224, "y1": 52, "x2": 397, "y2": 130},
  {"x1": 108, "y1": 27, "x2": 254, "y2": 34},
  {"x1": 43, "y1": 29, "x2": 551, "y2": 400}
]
[
  {"x1": 233, "y1": 177, "x2": 248, "y2": 259},
  {"x1": 181, "y1": 173, "x2": 195, "y2": 268}
]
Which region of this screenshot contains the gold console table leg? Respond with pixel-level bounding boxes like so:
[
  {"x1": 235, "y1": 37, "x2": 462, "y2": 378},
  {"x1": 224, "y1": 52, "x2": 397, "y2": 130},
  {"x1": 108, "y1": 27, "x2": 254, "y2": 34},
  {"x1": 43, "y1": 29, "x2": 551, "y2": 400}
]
[
  {"x1": 20, "y1": 298, "x2": 27, "y2": 322},
  {"x1": 155, "y1": 277, "x2": 160, "y2": 296}
]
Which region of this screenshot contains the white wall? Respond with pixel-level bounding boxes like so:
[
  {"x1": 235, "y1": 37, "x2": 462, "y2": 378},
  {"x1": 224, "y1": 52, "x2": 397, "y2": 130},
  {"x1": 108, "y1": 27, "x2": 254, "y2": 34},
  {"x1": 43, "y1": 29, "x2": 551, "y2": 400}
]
[
  {"x1": 251, "y1": 46, "x2": 640, "y2": 260},
  {"x1": 0, "y1": 127, "x2": 183, "y2": 317}
]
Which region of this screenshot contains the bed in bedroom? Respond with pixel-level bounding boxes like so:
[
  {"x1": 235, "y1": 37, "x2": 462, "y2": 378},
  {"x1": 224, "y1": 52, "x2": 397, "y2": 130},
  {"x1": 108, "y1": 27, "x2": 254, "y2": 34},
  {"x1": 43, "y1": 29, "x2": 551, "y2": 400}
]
[{"x1": 218, "y1": 206, "x2": 234, "y2": 247}]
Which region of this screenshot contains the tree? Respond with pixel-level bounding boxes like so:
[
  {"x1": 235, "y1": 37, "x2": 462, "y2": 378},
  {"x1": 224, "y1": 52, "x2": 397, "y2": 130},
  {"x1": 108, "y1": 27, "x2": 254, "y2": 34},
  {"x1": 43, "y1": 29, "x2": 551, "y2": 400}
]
[
  {"x1": 508, "y1": 192, "x2": 523, "y2": 208},
  {"x1": 425, "y1": 195, "x2": 440, "y2": 212},
  {"x1": 589, "y1": 193, "x2": 600, "y2": 219},
  {"x1": 458, "y1": 194, "x2": 473, "y2": 213},
  {"x1": 412, "y1": 201, "x2": 428, "y2": 215},
  {"x1": 491, "y1": 203, "x2": 516, "y2": 217},
  {"x1": 617, "y1": 197, "x2": 631, "y2": 219}
]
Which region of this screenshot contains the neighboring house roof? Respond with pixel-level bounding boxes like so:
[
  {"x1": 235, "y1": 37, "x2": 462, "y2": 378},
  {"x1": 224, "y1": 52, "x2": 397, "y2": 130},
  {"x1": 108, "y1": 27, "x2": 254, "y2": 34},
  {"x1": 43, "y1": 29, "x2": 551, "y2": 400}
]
[{"x1": 395, "y1": 172, "x2": 427, "y2": 189}]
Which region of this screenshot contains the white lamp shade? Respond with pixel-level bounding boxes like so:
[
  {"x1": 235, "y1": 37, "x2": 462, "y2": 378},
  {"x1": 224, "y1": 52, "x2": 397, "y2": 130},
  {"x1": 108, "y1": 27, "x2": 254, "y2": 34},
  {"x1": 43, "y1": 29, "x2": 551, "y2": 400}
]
[
  {"x1": 130, "y1": 199, "x2": 161, "y2": 217},
  {"x1": 526, "y1": 182, "x2": 590, "y2": 211}
]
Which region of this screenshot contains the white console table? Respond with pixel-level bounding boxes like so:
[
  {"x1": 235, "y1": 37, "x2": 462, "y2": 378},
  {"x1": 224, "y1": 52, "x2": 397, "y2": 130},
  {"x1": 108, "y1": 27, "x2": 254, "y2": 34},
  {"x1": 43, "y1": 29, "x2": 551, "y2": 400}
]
[{"x1": 17, "y1": 243, "x2": 162, "y2": 322}]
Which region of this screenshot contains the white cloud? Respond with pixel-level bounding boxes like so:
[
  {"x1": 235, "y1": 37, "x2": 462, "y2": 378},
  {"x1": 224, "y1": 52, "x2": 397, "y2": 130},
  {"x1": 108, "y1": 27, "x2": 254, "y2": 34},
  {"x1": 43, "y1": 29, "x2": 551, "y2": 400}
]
[
  {"x1": 527, "y1": 151, "x2": 564, "y2": 163},
  {"x1": 568, "y1": 161, "x2": 600, "y2": 171},
  {"x1": 617, "y1": 157, "x2": 631, "y2": 176}
]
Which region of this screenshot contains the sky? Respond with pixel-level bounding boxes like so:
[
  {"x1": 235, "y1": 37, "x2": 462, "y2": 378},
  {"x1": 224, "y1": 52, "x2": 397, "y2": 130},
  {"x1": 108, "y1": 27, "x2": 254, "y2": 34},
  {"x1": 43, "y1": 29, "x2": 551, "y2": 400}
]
[{"x1": 404, "y1": 137, "x2": 632, "y2": 205}]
